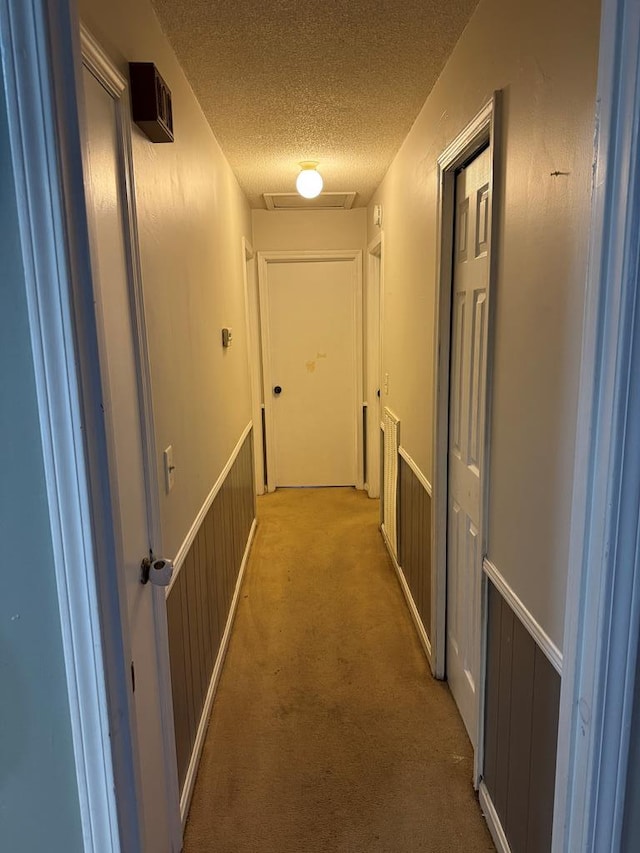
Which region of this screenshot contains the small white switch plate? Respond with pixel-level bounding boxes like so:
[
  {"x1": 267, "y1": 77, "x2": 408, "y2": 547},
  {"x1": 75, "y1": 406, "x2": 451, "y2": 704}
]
[{"x1": 164, "y1": 446, "x2": 175, "y2": 493}]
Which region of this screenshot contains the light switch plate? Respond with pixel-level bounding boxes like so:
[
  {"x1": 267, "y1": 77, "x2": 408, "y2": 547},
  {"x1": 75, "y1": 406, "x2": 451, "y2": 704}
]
[{"x1": 164, "y1": 445, "x2": 175, "y2": 493}]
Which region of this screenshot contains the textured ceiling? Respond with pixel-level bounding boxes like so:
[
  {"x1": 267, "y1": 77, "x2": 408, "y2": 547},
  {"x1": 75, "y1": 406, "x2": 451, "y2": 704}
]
[{"x1": 151, "y1": 0, "x2": 479, "y2": 208}]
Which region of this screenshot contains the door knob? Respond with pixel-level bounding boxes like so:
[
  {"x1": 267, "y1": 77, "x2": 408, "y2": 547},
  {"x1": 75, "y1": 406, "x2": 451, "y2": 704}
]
[{"x1": 273, "y1": 385, "x2": 282, "y2": 395}]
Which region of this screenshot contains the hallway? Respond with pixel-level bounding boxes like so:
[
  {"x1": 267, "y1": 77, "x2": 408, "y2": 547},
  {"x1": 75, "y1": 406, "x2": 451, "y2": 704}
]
[{"x1": 183, "y1": 488, "x2": 494, "y2": 852}]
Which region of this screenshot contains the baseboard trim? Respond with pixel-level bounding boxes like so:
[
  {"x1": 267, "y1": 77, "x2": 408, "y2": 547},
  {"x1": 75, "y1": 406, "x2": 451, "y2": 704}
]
[
  {"x1": 179, "y1": 517, "x2": 257, "y2": 826},
  {"x1": 483, "y1": 558, "x2": 563, "y2": 675},
  {"x1": 167, "y1": 421, "x2": 253, "y2": 595},
  {"x1": 398, "y1": 446, "x2": 432, "y2": 497},
  {"x1": 479, "y1": 781, "x2": 512, "y2": 853},
  {"x1": 381, "y1": 525, "x2": 432, "y2": 665}
]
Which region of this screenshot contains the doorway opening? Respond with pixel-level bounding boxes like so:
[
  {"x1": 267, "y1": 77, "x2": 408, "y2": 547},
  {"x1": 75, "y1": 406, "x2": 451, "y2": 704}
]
[
  {"x1": 257, "y1": 250, "x2": 364, "y2": 492},
  {"x1": 432, "y1": 96, "x2": 500, "y2": 785}
]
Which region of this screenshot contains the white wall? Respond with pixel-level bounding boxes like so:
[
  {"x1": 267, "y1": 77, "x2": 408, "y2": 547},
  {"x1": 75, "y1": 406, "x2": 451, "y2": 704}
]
[
  {"x1": 79, "y1": 0, "x2": 253, "y2": 558},
  {"x1": 0, "y1": 75, "x2": 84, "y2": 851},
  {"x1": 252, "y1": 209, "x2": 367, "y2": 252},
  {"x1": 368, "y1": 0, "x2": 601, "y2": 646}
]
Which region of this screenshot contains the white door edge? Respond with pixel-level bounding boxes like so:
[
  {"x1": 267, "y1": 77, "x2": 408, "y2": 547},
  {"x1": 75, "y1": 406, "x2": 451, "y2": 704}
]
[
  {"x1": 257, "y1": 249, "x2": 364, "y2": 492},
  {"x1": 432, "y1": 94, "x2": 500, "y2": 786}
]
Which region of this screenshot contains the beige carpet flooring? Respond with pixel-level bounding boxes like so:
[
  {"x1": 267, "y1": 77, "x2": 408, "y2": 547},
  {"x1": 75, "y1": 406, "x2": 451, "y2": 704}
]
[{"x1": 183, "y1": 487, "x2": 494, "y2": 852}]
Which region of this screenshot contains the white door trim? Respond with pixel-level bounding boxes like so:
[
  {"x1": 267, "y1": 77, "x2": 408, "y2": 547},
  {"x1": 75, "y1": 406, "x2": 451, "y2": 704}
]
[
  {"x1": 242, "y1": 237, "x2": 265, "y2": 495},
  {"x1": 257, "y1": 249, "x2": 364, "y2": 492},
  {"x1": 553, "y1": 1, "x2": 640, "y2": 849},
  {"x1": 366, "y1": 233, "x2": 383, "y2": 498},
  {"x1": 432, "y1": 94, "x2": 500, "y2": 785},
  {"x1": 79, "y1": 25, "x2": 182, "y2": 852},
  {"x1": 0, "y1": 1, "x2": 128, "y2": 848}
]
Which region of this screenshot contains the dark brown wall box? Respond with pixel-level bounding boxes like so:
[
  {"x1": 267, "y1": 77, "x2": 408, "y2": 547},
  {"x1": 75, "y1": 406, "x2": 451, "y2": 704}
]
[{"x1": 129, "y1": 62, "x2": 174, "y2": 143}]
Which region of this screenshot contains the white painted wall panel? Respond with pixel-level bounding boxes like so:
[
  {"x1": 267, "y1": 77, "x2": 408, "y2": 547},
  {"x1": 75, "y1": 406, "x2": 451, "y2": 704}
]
[
  {"x1": 78, "y1": 0, "x2": 253, "y2": 559},
  {"x1": 252, "y1": 209, "x2": 367, "y2": 253},
  {"x1": 368, "y1": 0, "x2": 600, "y2": 647}
]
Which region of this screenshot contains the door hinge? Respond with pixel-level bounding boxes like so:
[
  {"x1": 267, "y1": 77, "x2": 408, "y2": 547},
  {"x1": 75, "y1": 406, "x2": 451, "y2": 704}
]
[{"x1": 131, "y1": 660, "x2": 136, "y2": 693}]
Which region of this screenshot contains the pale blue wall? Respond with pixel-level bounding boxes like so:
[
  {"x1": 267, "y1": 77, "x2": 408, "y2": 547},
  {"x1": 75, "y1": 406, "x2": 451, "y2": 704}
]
[{"x1": 0, "y1": 73, "x2": 84, "y2": 849}]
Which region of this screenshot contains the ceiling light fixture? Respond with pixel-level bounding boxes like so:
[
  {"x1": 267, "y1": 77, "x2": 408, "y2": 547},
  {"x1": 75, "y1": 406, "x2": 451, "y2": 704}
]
[{"x1": 296, "y1": 161, "x2": 323, "y2": 199}]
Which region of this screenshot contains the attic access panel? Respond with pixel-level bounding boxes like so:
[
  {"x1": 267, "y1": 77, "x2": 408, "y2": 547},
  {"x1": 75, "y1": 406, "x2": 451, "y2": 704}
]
[{"x1": 263, "y1": 192, "x2": 357, "y2": 211}]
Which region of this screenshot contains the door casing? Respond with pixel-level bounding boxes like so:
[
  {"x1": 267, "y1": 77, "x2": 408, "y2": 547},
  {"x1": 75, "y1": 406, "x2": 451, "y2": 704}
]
[
  {"x1": 242, "y1": 238, "x2": 266, "y2": 495},
  {"x1": 432, "y1": 94, "x2": 501, "y2": 785},
  {"x1": 365, "y1": 234, "x2": 383, "y2": 499},
  {"x1": 257, "y1": 250, "x2": 364, "y2": 492}
]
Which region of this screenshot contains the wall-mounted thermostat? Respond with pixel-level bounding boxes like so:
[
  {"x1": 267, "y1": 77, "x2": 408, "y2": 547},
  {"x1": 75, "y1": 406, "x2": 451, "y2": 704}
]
[{"x1": 222, "y1": 327, "x2": 233, "y2": 348}]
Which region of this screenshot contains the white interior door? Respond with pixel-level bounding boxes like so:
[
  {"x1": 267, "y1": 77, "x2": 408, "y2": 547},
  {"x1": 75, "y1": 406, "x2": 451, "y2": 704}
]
[
  {"x1": 261, "y1": 255, "x2": 361, "y2": 488},
  {"x1": 81, "y1": 64, "x2": 176, "y2": 851},
  {"x1": 447, "y1": 147, "x2": 491, "y2": 745}
]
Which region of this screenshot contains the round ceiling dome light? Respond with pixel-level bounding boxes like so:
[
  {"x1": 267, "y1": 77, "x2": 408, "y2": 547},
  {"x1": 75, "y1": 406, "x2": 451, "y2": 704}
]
[{"x1": 296, "y1": 161, "x2": 323, "y2": 199}]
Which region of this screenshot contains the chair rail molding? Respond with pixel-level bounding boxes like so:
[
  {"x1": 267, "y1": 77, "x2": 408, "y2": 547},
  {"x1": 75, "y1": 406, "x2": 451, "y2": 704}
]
[
  {"x1": 483, "y1": 559, "x2": 562, "y2": 675},
  {"x1": 398, "y1": 446, "x2": 432, "y2": 497},
  {"x1": 167, "y1": 421, "x2": 253, "y2": 593}
]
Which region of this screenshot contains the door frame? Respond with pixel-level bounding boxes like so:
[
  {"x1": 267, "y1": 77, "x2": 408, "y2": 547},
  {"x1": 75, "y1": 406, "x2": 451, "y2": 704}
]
[
  {"x1": 257, "y1": 249, "x2": 364, "y2": 492},
  {"x1": 79, "y1": 26, "x2": 182, "y2": 850},
  {"x1": 242, "y1": 237, "x2": 266, "y2": 495},
  {"x1": 431, "y1": 95, "x2": 501, "y2": 784},
  {"x1": 365, "y1": 233, "x2": 384, "y2": 499}
]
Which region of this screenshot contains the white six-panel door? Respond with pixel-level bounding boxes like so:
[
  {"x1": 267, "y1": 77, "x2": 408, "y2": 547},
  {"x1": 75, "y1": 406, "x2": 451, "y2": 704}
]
[
  {"x1": 447, "y1": 147, "x2": 491, "y2": 745},
  {"x1": 259, "y1": 254, "x2": 361, "y2": 489}
]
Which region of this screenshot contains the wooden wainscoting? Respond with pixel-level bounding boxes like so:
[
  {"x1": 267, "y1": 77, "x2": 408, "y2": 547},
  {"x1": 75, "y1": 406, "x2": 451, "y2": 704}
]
[
  {"x1": 398, "y1": 454, "x2": 432, "y2": 642},
  {"x1": 166, "y1": 429, "x2": 255, "y2": 800},
  {"x1": 380, "y1": 444, "x2": 432, "y2": 662},
  {"x1": 483, "y1": 578, "x2": 561, "y2": 853}
]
